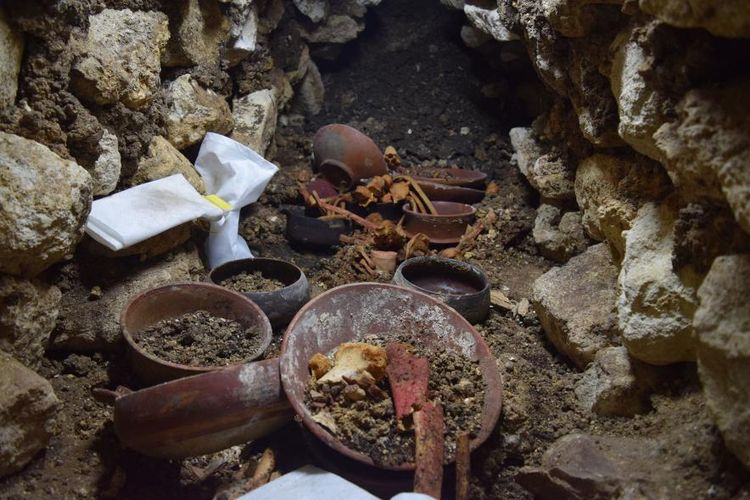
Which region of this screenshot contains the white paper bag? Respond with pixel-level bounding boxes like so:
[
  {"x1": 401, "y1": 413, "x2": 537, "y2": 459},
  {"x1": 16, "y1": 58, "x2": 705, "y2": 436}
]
[{"x1": 194, "y1": 133, "x2": 279, "y2": 268}]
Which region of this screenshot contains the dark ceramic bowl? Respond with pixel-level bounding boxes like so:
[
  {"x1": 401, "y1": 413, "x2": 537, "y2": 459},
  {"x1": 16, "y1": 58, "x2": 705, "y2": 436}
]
[
  {"x1": 279, "y1": 283, "x2": 503, "y2": 471},
  {"x1": 402, "y1": 201, "x2": 476, "y2": 245},
  {"x1": 209, "y1": 258, "x2": 310, "y2": 329},
  {"x1": 121, "y1": 283, "x2": 273, "y2": 385},
  {"x1": 283, "y1": 206, "x2": 353, "y2": 250},
  {"x1": 392, "y1": 256, "x2": 491, "y2": 324}
]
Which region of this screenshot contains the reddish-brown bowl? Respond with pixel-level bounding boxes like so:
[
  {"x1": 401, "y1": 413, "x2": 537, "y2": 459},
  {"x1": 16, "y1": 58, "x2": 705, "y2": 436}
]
[
  {"x1": 313, "y1": 124, "x2": 388, "y2": 188},
  {"x1": 121, "y1": 283, "x2": 273, "y2": 385},
  {"x1": 410, "y1": 167, "x2": 487, "y2": 189},
  {"x1": 402, "y1": 201, "x2": 476, "y2": 245},
  {"x1": 279, "y1": 282, "x2": 503, "y2": 472},
  {"x1": 415, "y1": 179, "x2": 485, "y2": 204}
]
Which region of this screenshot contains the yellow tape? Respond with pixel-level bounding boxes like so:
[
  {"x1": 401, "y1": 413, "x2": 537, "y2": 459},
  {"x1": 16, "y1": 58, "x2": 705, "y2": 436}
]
[{"x1": 204, "y1": 195, "x2": 232, "y2": 211}]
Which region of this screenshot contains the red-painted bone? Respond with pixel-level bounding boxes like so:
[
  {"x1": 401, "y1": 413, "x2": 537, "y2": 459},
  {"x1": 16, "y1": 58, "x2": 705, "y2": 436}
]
[
  {"x1": 385, "y1": 343, "x2": 429, "y2": 420},
  {"x1": 414, "y1": 400, "x2": 445, "y2": 498}
]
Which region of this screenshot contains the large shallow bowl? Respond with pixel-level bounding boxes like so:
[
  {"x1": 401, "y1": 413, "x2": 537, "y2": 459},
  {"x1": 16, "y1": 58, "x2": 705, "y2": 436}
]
[
  {"x1": 100, "y1": 359, "x2": 292, "y2": 459},
  {"x1": 279, "y1": 282, "x2": 503, "y2": 472},
  {"x1": 402, "y1": 201, "x2": 476, "y2": 245},
  {"x1": 121, "y1": 283, "x2": 273, "y2": 385},
  {"x1": 209, "y1": 258, "x2": 310, "y2": 329}
]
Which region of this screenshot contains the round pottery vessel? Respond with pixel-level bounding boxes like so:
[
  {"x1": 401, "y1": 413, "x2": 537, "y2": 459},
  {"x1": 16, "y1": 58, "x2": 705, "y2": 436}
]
[
  {"x1": 283, "y1": 205, "x2": 353, "y2": 250},
  {"x1": 313, "y1": 124, "x2": 388, "y2": 188},
  {"x1": 99, "y1": 359, "x2": 293, "y2": 459},
  {"x1": 121, "y1": 283, "x2": 273, "y2": 385},
  {"x1": 402, "y1": 201, "x2": 476, "y2": 245},
  {"x1": 279, "y1": 282, "x2": 503, "y2": 472},
  {"x1": 209, "y1": 258, "x2": 310, "y2": 329},
  {"x1": 393, "y1": 256, "x2": 491, "y2": 324},
  {"x1": 410, "y1": 167, "x2": 487, "y2": 189}
]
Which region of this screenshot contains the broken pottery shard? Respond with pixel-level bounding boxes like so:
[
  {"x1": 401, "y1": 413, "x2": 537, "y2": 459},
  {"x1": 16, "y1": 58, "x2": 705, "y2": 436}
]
[
  {"x1": 317, "y1": 343, "x2": 387, "y2": 384},
  {"x1": 309, "y1": 352, "x2": 332, "y2": 380},
  {"x1": 385, "y1": 343, "x2": 429, "y2": 421},
  {"x1": 413, "y1": 401, "x2": 445, "y2": 499}
]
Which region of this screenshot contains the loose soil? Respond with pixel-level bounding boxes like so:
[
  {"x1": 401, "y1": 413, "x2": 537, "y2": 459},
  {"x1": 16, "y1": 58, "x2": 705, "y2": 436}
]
[
  {"x1": 305, "y1": 337, "x2": 485, "y2": 467},
  {"x1": 135, "y1": 311, "x2": 263, "y2": 367},
  {"x1": 220, "y1": 271, "x2": 286, "y2": 293},
  {"x1": 1, "y1": 0, "x2": 749, "y2": 499}
]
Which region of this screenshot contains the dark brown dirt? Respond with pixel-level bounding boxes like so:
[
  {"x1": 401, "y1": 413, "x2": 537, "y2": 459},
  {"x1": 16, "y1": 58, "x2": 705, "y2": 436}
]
[
  {"x1": 220, "y1": 270, "x2": 285, "y2": 293},
  {"x1": 1, "y1": 1, "x2": 749, "y2": 499},
  {"x1": 305, "y1": 339, "x2": 485, "y2": 467},
  {"x1": 135, "y1": 310, "x2": 263, "y2": 367}
]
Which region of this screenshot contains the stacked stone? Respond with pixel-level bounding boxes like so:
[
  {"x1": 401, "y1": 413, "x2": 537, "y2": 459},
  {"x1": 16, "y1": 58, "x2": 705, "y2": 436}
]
[{"x1": 454, "y1": 0, "x2": 750, "y2": 471}]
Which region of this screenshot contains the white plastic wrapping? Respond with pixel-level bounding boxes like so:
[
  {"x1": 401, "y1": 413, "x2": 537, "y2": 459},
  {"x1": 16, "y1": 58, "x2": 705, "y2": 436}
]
[
  {"x1": 84, "y1": 174, "x2": 224, "y2": 251},
  {"x1": 194, "y1": 132, "x2": 278, "y2": 268}
]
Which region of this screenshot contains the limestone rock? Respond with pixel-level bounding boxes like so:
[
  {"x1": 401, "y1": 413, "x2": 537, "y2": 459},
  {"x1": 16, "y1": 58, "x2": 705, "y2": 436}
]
[
  {"x1": 0, "y1": 132, "x2": 93, "y2": 277},
  {"x1": 294, "y1": 0, "x2": 329, "y2": 22},
  {"x1": 0, "y1": 351, "x2": 59, "y2": 478},
  {"x1": 574, "y1": 346, "x2": 655, "y2": 416},
  {"x1": 464, "y1": 3, "x2": 519, "y2": 42},
  {"x1": 231, "y1": 89, "x2": 278, "y2": 155},
  {"x1": 541, "y1": 0, "x2": 623, "y2": 38},
  {"x1": 0, "y1": 7, "x2": 24, "y2": 108},
  {"x1": 90, "y1": 129, "x2": 121, "y2": 196},
  {"x1": 567, "y1": 34, "x2": 622, "y2": 147},
  {"x1": 162, "y1": 0, "x2": 230, "y2": 67},
  {"x1": 533, "y1": 205, "x2": 589, "y2": 263},
  {"x1": 0, "y1": 276, "x2": 61, "y2": 370},
  {"x1": 575, "y1": 153, "x2": 671, "y2": 259},
  {"x1": 441, "y1": 0, "x2": 464, "y2": 8},
  {"x1": 295, "y1": 60, "x2": 325, "y2": 116},
  {"x1": 164, "y1": 74, "x2": 234, "y2": 150},
  {"x1": 517, "y1": 433, "x2": 677, "y2": 498},
  {"x1": 694, "y1": 254, "x2": 750, "y2": 470},
  {"x1": 51, "y1": 245, "x2": 205, "y2": 351},
  {"x1": 527, "y1": 153, "x2": 576, "y2": 204},
  {"x1": 300, "y1": 15, "x2": 364, "y2": 44},
  {"x1": 509, "y1": 127, "x2": 543, "y2": 179},
  {"x1": 532, "y1": 243, "x2": 619, "y2": 368},
  {"x1": 71, "y1": 9, "x2": 169, "y2": 109},
  {"x1": 654, "y1": 79, "x2": 750, "y2": 234},
  {"x1": 618, "y1": 201, "x2": 698, "y2": 365},
  {"x1": 639, "y1": 0, "x2": 750, "y2": 38},
  {"x1": 132, "y1": 136, "x2": 205, "y2": 193},
  {"x1": 512, "y1": 1, "x2": 570, "y2": 95},
  {"x1": 609, "y1": 19, "x2": 667, "y2": 162}
]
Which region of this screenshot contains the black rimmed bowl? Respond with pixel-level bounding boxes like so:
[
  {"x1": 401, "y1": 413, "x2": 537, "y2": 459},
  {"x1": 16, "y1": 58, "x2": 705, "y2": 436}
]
[
  {"x1": 121, "y1": 283, "x2": 273, "y2": 385},
  {"x1": 209, "y1": 258, "x2": 310, "y2": 329},
  {"x1": 392, "y1": 256, "x2": 491, "y2": 324}
]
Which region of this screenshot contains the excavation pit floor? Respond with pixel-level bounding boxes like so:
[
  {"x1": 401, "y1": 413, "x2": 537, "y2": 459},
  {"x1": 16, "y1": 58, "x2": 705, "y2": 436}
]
[{"x1": 1, "y1": 1, "x2": 748, "y2": 499}]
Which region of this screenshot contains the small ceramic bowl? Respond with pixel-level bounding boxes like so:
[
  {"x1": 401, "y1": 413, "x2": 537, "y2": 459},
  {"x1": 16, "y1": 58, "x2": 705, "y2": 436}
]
[
  {"x1": 121, "y1": 283, "x2": 273, "y2": 385},
  {"x1": 283, "y1": 206, "x2": 353, "y2": 250},
  {"x1": 402, "y1": 201, "x2": 476, "y2": 245},
  {"x1": 209, "y1": 258, "x2": 311, "y2": 329},
  {"x1": 415, "y1": 179, "x2": 485, "y2": 204},
  {"x1": 392, "y1": 256, "x2": 491, "y2": 324}
]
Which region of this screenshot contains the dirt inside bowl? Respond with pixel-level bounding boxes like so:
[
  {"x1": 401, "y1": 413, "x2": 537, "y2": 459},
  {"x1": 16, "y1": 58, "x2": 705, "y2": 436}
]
[
  {"x1": 304, "y1": 331, "x2": 485, "y2": 467},
  {"x1": 220, "y1": 270, "x2": 285, "y2": 293},
  {"x1": 135, "y1": 310, "x2": 263, "y2": 367}
]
